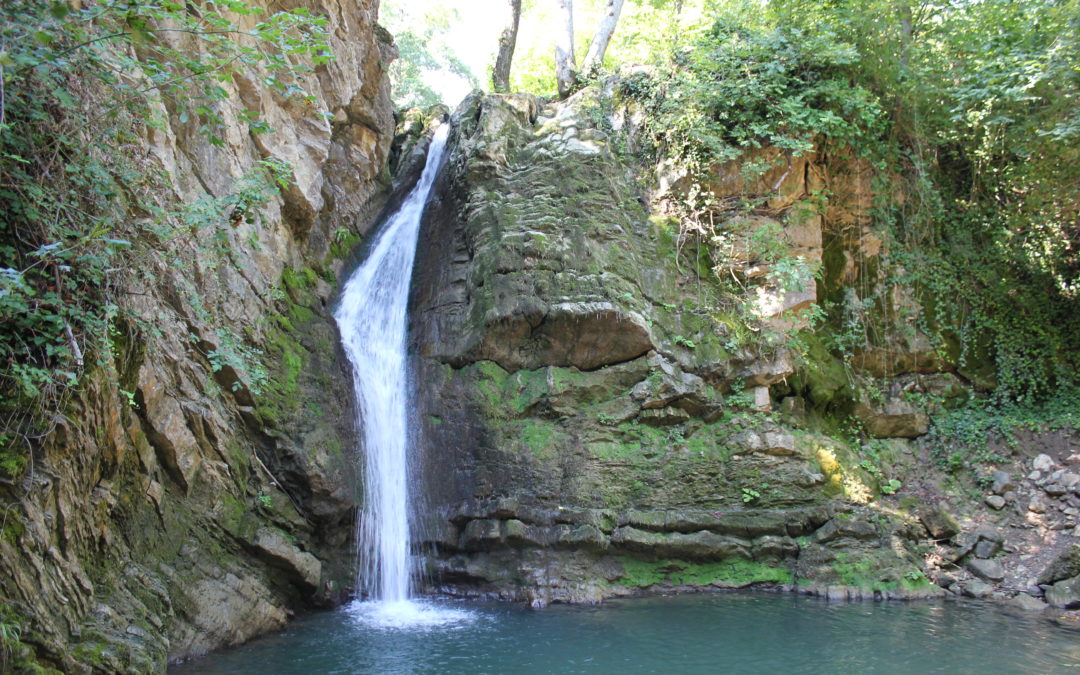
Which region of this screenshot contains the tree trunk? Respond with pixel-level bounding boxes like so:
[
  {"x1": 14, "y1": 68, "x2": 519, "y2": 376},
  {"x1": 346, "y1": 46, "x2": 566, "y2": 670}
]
[
  {"x1": 898, "y1": 0, "x2": 914, "y2": 70},
  {"x1": 492, "y1": 0, "x2": 522, "y2": 93},
  {"x1": 555, "y1": 0, "x2": 577, "y2": 99},
  {"x1": 582, "y1": 0, "x2": 624, "y2": 77}
]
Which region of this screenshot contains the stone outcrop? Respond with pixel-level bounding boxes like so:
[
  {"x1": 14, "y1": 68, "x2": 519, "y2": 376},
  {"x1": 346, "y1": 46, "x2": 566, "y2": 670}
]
[
  {"x1": 0, "y1": 1, "x2": 395, "y2": 671},
  {"x1": 407, "y1": 90, "x2": 944, "y2": 605},
  {"x1": 422, "y1": 498, "x2": 942, "y2": 605}
]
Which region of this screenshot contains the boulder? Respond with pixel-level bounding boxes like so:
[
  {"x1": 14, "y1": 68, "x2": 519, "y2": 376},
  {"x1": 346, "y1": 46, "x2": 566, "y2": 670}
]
[
  {"x1": 1029, "y1": 494, "x2": 1048, "y2": 513},
  {"x1": 1045, "y1": 575, "x2": 1080, "y2": 609},
  {"x1": 985, "y1": 495, "x2": 1006, "y2": 510},
  {"x1": 991, "y1": 471, "x2": 1015, "y2": 495},
  {"x1": 919, "y1": 505, "x2": 960, "y2": 540},
  {"x1": 966, "y1": 557, "x2": 1005, "y2": 582},
  {"x1": 974, "y1": 539, "x2": 1001, "y2": 559},
  {"x1": 1010, "y1": 593, "x2": 1047, "y2": 612},
  {"x1": 1033, "y1": 453, "x2": 1056, "y2": 472},
  {"x1": 1036, "y1": 544, "x2": 1080, "y2": 586},
  {"x1": 973, "y1": 525, "x2": 1004, "y2": 543},
  {"x1": 854, "y1": 397, "x2": 929, "y2": 438},
  {"x1": 962, "y1": 580, "x2": 993, "y2": 598},
  {"x1": 1046, "y1": 483, "x2": 1068, "y2": 497}
]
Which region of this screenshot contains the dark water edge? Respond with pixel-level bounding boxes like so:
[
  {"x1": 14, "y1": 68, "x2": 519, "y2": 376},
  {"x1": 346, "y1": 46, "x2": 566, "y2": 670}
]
[{"x1": 170, "y1": 591, "x2": 1080, "y2": 674}]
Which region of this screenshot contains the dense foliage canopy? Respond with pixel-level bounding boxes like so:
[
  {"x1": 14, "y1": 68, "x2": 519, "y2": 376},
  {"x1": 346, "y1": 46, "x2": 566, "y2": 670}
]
[{"x1": 507, "y1": 0, "x2": 1079, "y2": 403}]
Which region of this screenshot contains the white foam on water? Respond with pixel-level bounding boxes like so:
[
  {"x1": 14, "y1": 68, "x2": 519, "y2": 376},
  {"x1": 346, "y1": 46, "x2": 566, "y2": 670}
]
[{"x1": 345, "y1": 598, "x2": 476, "y2": 631}]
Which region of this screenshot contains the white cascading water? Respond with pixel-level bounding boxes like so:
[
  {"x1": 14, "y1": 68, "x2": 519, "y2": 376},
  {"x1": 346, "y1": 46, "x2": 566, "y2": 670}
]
[{"x1": 336, "y1": 124, "x2": 466, "y2": 628}]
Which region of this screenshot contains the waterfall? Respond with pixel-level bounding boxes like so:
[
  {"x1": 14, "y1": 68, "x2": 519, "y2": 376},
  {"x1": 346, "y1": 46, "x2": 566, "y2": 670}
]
[{"x1": 335, "y1": 124, "x2": 452, "y2": 619}]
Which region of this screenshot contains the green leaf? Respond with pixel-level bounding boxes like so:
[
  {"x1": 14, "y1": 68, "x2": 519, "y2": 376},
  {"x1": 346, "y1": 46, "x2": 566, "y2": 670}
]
[
  {"x1": 51, "y1": 87, "x2": 75, "y2": 110},
  {"x1": 48, "y1": 1, "x2": 70, "y2": 19}
]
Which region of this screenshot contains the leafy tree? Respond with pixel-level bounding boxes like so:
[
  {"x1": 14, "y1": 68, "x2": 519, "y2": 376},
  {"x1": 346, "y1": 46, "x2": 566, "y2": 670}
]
[
  {"x1": 555, "y1": 0, "x2": 578, "y2": 97},
  {"x1": 553, "y1": 0, "x2": 630, "y2": 97},
  {"x1": 381, "y1": 2, "x2": 479, "y2": 107},
  {"x1": 619, "y1": 0, "x2": 1079, "y2": 402},
  {"x1": 582, "y1": 0, "x2": 626, "y2": 77}
]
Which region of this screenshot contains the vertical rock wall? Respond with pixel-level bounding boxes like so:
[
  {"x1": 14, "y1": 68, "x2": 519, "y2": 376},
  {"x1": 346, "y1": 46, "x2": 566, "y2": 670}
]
[{"x1": 0, "y1": 1, "x2": 395, "y2": 671}]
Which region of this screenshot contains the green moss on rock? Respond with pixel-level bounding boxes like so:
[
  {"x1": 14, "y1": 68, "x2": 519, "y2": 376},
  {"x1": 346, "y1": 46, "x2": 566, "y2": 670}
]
[{"x1": 615, "y1": 557, "x2": 793, "y2": 588}]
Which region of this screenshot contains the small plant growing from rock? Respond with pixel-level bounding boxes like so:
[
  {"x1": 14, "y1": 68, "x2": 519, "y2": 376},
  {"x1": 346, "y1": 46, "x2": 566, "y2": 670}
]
[
  {"x1": 742, "y1": 483, "x2": 769, "y2": 503},
  {"x1": 673, "y1": 335, "x2": 697, "y2": 349}
]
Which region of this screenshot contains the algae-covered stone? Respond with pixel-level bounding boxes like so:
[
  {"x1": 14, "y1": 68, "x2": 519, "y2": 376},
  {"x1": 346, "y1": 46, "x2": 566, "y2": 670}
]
[
  {"x1": 813, "y1": 518, "x2": 879, "y2": 544},
  {"x1": 463, "y1": 519, "x2": 503, "y2": 550},
  {"x1": 406, "y1": 88, "x2": 950, "y2": 606},
  {"x1": 611, "y1": 526, "x2": 751, "y2": 560}
]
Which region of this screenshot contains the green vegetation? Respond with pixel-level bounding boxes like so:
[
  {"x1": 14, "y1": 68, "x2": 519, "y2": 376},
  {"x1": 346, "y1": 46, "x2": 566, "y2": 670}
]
[
  {"x1": 0, "y1": 0, "x2": 333, "y2": 474},
  {"x1": 616, "y1": 556, "x2": 793, "y2": 588},
  {"x1": 741, "y1": 483, "x2": 769, "y2": 504},
  {"x1": 611, "y1": 0, "x2": 1078, "y2": 410},
  {"x1": 828, "y1": 552, "x2": 928, "y2": 592},
  {"x1": 928, "y1": 385, "x2": 1080, "y2": 475}
]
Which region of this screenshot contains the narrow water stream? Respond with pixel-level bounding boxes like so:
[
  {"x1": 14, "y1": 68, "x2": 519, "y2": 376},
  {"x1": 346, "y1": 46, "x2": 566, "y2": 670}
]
[{"x1": 172, "y1": 593, "x2": 1079, "y2": 673}]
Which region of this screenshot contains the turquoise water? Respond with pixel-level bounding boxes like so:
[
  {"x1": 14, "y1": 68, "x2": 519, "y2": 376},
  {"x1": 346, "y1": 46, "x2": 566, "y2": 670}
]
[{"x1": 171, "y1": 593, "x2": 1080, "y2": 674}]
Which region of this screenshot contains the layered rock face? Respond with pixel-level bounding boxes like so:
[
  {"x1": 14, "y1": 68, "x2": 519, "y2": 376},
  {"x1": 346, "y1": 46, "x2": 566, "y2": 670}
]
[
  {"x1": 408, "y1": 91, "x2": 945, "y2": 605},
  {"x1": 0, "y1": 1, "x2": 394, "y2": 671}
]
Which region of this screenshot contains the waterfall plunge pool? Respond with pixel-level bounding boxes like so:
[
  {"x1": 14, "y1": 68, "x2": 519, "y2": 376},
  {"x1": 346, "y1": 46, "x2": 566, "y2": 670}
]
[{"x1": 171, "y1": 592, "x2": 1079, "y2": 673}]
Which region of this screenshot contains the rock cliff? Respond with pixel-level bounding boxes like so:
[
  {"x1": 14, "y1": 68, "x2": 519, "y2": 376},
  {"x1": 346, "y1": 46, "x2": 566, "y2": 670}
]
[
  {"x1": 408, "y1": 89, "x2": 1080, "y2": 614},
  {"x1": 407, "y1": 91, "x2": 932, "y2": 605},
  {"x1": 0, "y1": 1, "x2": 395, "y2": 670}
]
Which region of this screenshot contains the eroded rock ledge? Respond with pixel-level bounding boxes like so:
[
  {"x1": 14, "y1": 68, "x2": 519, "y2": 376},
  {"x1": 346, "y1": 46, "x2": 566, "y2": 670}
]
[{"x1": 419, "y1": 498, "x2": 942, "y2": 605}]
